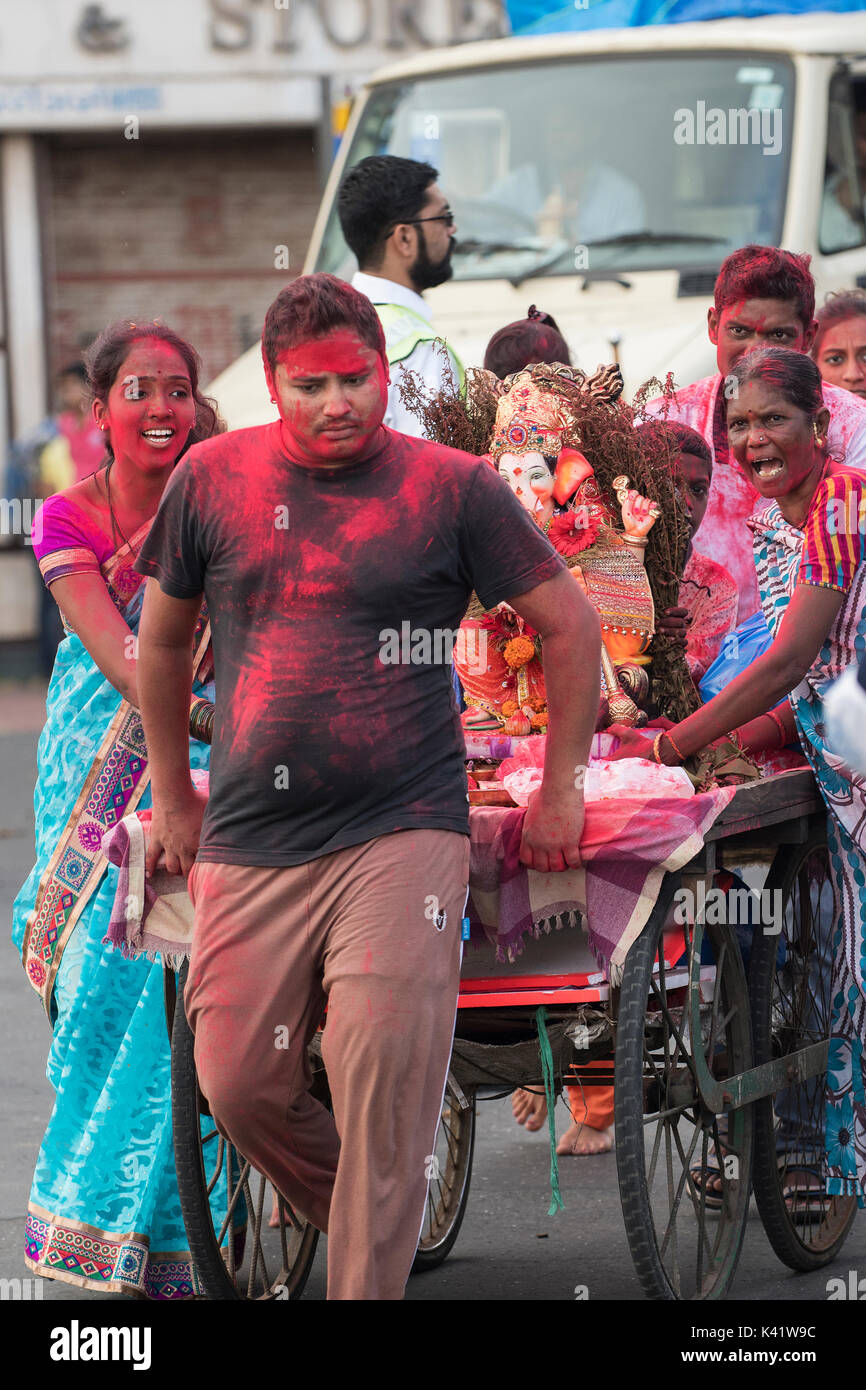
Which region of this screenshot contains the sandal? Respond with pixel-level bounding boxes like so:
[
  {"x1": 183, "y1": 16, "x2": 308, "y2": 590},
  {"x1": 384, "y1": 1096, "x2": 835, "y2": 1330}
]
[
  {"x1": 778, "y1": 1160, "x2": 826, "y2": 1223},
  {"x1": 688, "y1": 1151, "x2": 725, "y2": 1212}
]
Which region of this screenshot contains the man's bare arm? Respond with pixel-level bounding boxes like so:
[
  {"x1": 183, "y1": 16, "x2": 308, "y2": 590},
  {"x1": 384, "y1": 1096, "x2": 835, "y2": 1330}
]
[
  {"x1": 504, "y1": 568, "x2": 601, "y2": 871},
  {"x1": 137, "y1": 577, "x2": 204, "y2": 877}
]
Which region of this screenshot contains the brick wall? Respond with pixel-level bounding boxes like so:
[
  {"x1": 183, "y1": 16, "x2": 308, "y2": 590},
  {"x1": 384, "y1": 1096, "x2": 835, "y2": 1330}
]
[{"x1": 40, "y1": 129, "x2": 319, "y2": 389}]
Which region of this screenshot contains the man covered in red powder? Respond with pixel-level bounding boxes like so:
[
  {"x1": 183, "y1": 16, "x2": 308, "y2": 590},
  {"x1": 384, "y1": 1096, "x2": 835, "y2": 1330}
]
[
  {"x1": 646, "y1": 246, "x2": 866, "y2": 622},
  {"x1": 133, "y1": 274, "x2": 600, "y2": 1300}
]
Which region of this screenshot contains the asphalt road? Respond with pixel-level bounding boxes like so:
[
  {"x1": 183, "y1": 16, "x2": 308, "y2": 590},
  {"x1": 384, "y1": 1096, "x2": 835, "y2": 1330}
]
[{"x1": 1, "y1": 704, "x2": 865, "y2": 1312}]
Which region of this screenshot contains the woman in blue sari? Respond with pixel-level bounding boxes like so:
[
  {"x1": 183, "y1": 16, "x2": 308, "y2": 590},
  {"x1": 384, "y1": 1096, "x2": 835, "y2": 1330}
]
[{"x1": 12, "y1": 321, "x2": 222, "y2": 1298}]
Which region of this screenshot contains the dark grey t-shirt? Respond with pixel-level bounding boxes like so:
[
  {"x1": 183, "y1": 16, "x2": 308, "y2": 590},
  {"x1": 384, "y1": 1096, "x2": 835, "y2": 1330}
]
[{"x1": 136, "y1": 422, "x2": 565, "y2": 866}]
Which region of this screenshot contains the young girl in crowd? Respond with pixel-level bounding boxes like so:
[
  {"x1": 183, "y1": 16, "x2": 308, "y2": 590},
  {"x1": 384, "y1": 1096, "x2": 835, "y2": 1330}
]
[
  {"x1": 811, "y1": 289, "x2": 866, "y2": 401},
  {"x1": 612, "y1": 345, "x2": 866, "y2": 1204},
  {"x1": 12, "y1": 321, "x2": 223, "y2": 1297}
]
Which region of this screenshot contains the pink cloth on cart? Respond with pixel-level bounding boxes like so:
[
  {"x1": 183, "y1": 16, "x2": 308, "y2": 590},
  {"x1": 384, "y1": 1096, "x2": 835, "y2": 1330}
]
[
  {"x1": 467, "y1": 787, "x2": 735, "y2": 979},
  {"x1": 102, "y1": 771, "x2": 735, "y2": 981}
]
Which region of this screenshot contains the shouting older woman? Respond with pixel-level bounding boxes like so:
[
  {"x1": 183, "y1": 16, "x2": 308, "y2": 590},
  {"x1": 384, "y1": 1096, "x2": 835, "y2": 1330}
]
[{"x1": 611, "y1": 345, "x2": 866, "y2": 1207}]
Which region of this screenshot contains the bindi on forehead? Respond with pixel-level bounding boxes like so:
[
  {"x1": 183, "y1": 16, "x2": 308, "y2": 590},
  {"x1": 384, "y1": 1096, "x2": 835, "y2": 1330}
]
[
  {"x1": 275, "y1": 332, "x2": 380, "y2": 380},
  {"x1": 120, "y1": 340, "x2": 190, "y2": 377}
]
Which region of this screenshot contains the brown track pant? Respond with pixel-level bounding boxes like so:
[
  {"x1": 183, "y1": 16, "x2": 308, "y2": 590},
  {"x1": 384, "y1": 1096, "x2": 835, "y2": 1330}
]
[{"x1": 185, "y1": 828, "x2": 470, "y2": 1300}]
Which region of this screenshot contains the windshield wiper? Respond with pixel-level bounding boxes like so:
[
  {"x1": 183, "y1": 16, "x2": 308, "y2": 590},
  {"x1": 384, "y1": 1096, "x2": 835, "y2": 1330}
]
[
  {"x1": 454, "y1": 237, "x2": 543, "y2": 255},
  {"x1": 582, "y1": 231, "x2": 724, "y2": 249}
]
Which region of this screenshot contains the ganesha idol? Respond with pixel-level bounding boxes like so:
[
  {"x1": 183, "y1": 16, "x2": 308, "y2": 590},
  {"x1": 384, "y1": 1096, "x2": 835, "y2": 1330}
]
[{"x1": 455, "y1": 362, "x2": 660, "y2": 737}]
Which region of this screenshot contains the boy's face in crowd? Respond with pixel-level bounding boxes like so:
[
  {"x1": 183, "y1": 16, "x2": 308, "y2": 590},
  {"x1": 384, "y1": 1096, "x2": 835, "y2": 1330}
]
[
  {"x1": 708, "y1": 296, "x2": 815, "y2": 379},
  {"x1": 678, "y1": 451, "x2": 712, "y2": 539},
  {"x1": 267, "y1": 330, "x2": 388, "y2": 466}
]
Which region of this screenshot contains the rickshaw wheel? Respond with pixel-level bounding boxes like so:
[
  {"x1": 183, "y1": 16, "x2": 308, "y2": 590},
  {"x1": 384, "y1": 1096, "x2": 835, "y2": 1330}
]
[
  {"x1": 616, "y1": 874, "x2": 754, "y2": 1300},
  {"x1": 749, "y1": 836, "x2": 857, "y2": 1270},
  {"x1": 171, "y1": 962, "x2": 322, "y2": 1300},
  {"x1": 412, "y1": 1074, "x2": 476, "y2": 1272}
]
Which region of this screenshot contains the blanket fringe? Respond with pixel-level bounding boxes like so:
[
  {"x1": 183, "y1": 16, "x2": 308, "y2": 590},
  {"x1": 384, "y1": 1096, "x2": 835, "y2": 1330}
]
[
  {"x1": 496, "y1": 909, "x2": 585, "y2": 965},
  {"x1": 102, "y1": 935, "x2": 189, "y2": 970}
]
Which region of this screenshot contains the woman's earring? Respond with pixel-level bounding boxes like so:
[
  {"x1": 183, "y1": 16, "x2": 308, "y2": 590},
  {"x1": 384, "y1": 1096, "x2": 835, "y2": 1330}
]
[{"x1": 813, "y1": 421, "x2": 824, "y2": 447}]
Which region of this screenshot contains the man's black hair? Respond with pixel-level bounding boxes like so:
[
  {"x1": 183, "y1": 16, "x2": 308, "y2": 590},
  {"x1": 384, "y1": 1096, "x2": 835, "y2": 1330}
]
[{"x1": 337, "y1": 155, "x2": 438, "y2": 271}]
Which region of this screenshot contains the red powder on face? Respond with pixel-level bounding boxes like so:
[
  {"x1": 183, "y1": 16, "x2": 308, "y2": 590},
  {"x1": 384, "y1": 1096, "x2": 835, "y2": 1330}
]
[
  {"x1": 269, "y1": 332, "x2": 389, "y2": 466},
  {"x1": 274, "y1": 332, "x2": 386, "y2": 382}
]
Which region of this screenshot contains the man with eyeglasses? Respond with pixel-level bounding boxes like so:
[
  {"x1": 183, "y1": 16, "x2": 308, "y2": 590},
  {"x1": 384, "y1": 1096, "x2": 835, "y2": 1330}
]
[{"x1": 338, "y1": 155, "x2": 465, "y2": 438}]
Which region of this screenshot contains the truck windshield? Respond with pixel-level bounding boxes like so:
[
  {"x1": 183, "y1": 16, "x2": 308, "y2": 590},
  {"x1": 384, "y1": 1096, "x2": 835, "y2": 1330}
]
[{"x1": 316, "y1": 52, "x2": 793, "y2": 283}]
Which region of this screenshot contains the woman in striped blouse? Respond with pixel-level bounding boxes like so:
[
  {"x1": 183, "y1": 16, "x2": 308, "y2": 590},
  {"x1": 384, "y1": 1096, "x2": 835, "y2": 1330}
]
[{"x1": 611, "y1": 345, "x2": 866, "y2": 1208}]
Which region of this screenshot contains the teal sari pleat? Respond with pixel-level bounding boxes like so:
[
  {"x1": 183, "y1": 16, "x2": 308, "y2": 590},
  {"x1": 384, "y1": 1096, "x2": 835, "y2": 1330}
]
[{"x1": 12, "y1": 590, "x2": 217, "y2": 1298}]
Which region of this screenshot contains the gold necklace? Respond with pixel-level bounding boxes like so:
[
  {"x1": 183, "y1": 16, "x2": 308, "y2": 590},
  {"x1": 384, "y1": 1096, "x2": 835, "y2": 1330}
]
[{"x1": 104, "y1": 463, "x2": 141, "y2": 558}]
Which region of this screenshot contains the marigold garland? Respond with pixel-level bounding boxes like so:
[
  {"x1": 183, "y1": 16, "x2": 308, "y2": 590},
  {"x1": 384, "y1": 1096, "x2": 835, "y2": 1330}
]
[{"x1": 503, "y1": 635, "x2": 536, "y2": 669}]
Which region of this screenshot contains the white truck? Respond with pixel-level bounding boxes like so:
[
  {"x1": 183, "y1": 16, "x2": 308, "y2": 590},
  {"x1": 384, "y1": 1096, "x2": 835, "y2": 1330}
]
[{"x1": 212, "y1": 9, "x2": 866, "y2": 424}]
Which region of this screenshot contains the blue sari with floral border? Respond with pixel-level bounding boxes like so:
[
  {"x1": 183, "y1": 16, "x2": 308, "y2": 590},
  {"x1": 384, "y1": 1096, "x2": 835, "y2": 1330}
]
[{"x1": 12, "y1": 524, "x2": 215, "y2": 1298}]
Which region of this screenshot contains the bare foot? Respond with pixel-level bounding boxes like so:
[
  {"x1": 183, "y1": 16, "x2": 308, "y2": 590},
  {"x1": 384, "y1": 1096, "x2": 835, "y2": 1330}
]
[
  {"x1": 269, "y1": 1191, "x2": 282, "y2": 1228},
  {"x1": 556, "y1": 1121, "x2": 614, "y2": 1156},
  {"x1": 512, "y1": 1087, "x2": 548, "y2": 1131}
]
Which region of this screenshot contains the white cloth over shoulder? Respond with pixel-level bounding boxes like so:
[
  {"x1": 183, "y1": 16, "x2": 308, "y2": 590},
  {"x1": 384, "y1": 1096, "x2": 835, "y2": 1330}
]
[{"x1": 825, "y1": 664, "x2": 866, "y2": 779}]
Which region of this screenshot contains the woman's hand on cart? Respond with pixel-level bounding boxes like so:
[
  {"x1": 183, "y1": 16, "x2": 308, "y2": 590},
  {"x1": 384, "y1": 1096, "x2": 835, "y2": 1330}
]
[
  {"x1": 606, "y1": 722, "x2": 666, "y2": 762},
  {"x1": 519, "y1": 784, "x2": 584, "y2": 872},
  {"x1": 146, "y1": 783, "x2": 208, "y2": 878}
]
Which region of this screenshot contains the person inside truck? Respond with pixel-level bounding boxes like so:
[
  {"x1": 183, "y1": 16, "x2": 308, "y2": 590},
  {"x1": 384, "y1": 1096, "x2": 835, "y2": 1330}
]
[
  {"x1": 336, "y1": 154, "x2": 464, "y2": 439},
  {"x1": 483, "y1": 102, "x2": 646, "y2": 251},
  {"x1": 821, "y1": 96, "x2": 866, "y2": 253},
  {"x1": 645, "y1": 246, "x2": 866, "y2": 624},
  {"x1": 812, "y1": 289, "x2": 866, "y2": 402}
]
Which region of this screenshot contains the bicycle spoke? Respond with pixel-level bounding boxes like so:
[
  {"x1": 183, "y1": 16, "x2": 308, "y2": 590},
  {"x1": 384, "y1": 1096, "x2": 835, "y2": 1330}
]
[
  {"x1": 695, "y1": 1128, "x2": 708, "y2": 1286},
  {"x1": 206, "y1": 1135, "x2": 225, "y2": 1198},
  {"x1": 706, "y1": 940, "x2": 727, "y2": 1059},
  {"x1": 662, "y1": 1119, "x2": 681, "y2": 1297},
  {"x1": 647, "y1": 1109, "x2": 667, "y2": 1188},
  {"x1": 246, "y1": 1173, "x2": 268, "y2": 1298}
]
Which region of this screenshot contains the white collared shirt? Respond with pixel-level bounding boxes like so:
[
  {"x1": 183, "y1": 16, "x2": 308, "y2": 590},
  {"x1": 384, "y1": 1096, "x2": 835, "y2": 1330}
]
[{"x1": 351, "y1": 271, "x2": 460, "y2": 439}]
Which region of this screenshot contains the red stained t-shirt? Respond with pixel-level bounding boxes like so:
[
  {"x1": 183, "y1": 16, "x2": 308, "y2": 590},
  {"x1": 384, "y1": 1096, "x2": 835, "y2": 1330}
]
[{"x1": 136, "y1": 422, "x2": 565, "y2": 865}]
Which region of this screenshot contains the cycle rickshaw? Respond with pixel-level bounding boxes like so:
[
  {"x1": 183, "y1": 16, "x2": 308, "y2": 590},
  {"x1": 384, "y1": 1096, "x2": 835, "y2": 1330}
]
[{"x1": 168, "y1": 766, "x2": 858, "y2": 1300}]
